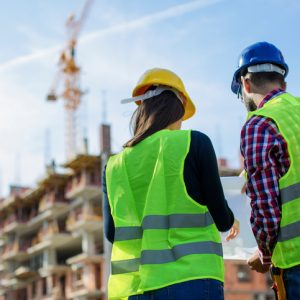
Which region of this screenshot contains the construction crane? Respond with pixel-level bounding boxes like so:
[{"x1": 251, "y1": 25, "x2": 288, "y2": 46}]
[{"x1": 47, "y1": 0, "x2": 94, "y2": 159}]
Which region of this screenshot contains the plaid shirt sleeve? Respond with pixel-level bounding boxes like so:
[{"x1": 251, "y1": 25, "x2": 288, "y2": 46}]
[{"x1": 241, "y1": 116, "x2": 290, "y2": 265}]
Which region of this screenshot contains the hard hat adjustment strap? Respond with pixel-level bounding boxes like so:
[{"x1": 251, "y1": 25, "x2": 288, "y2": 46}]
[
  {"x1": 237, "y1": 84, "x2": 242, "y2": 100},
  {"x1": 121, "y1": 86, "x2": 184, "y2": 104},
  {"x1": 247, "y1": 63, "x2": 285, "y2": 76}
]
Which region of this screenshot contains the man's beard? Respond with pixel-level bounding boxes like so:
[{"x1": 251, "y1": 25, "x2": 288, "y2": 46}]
[{"x1": 243, "y1": 95, "x2": 257, "y2": 112}]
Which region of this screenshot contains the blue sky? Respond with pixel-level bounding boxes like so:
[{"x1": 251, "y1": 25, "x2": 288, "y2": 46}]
[{"x1": 0, "y1": 0, "x2": 300, "y2": 195}]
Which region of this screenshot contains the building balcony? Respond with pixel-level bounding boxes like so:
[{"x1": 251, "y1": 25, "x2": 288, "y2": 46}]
[
  {"x1": 0, "y1": 210, "x2": 51, "y2": 236},
  {"x1": 2, "y1": 214, "x2": 28, "y2": 234},
  {"x1": 65, "y1": 172, "x2": 101, "y2": 200},
  {"x1": 24, "y1": 206, "x2": 68, "y2": 235},
  {"x1": 0, "y1": 195, "x2": 18, "y2": 210},
  {"x1": 38, "y1": 192, "x2": 69, "y2": 214},
  {"x1": 63, "y1": 155, "x2": 101, "y2": 200},
  {"x1": 0, "y1": 276, "x2": 29, "y2": 290},
  {"x1": 39, "y1": 265, "x2": 70, "y2": 277},
  {"x1": 14, "y1": 266, "x2": 38, "y2": 280},
  {"x1": 1, "y1": 241, "x2": 30, "y2": 262},
  {"x1": 26, "y1": 210, "x2": 57, "y2": 231},
  {"x1": 66, "y1": 253, "x2": 104, "y2": 265},
  {"x1": 66, "y1": 267, "x2": 103, "y2": 299},
  {"x1": 27, "y1": 233, "x2": 74, "y2": 255},
  {"x1": 66, "y1": 209, "x2": 102, "y2": 233},
  {"x1": 3, "y1": 221, "x2": 24, "y2": 235},
  {"x1": 66, "y1": 288, "x2": 103, "y2": 299},
  {"x1": 0, "y1": 277, "x2": 19, "y2": 289},
  {"x1": 66, "y1": 254, "x2": 104, "y2": 299},
  {"x1": 0, "y1": 206, "x2": 65, "y2": 236}
]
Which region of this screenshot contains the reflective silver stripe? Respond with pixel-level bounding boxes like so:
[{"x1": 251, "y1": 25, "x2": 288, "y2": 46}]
[
  {"x1": 278, "y1": 221, "x2": 300, "y2": 242},
  {"x1": 111, "y1": 241, "x2": 223, "y2": 274},
  {"x1": 114, "y1": 213, "x2": 214, "y2": 241},
  {"x1": 141, "y1": 241, "x2": 223, "y2": 264},
  {"x1": 142, "y1": 213, "x2": 214, "y2": 229},
  {"x1": 114, "y1": 226, "x2": 142, "y2": 241},
  {"x1": 281, "y1": 182, "x2": 300, "y2": 204},
  {"x1": 111, "y1": 258, "x2": 140, "y2": 275}
]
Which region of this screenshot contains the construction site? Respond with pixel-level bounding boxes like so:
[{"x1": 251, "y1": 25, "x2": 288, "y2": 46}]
[{"x1": 0, "y1": 1, "x2": 298, "y2": 300}]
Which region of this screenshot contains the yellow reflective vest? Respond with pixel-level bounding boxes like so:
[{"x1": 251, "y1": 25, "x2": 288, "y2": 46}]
[
  {"x1": 248, "y1": 93, "x2": 300, "y2": 268},
  {"x1": 106, "y1": 129, "x2": 224, "y2": 299}
]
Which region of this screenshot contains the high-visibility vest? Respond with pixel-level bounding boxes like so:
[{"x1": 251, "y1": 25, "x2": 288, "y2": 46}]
[
  {"x1": 106, "y1": 129, "x2": 224, "y2": 299},
  {"x1": 248, "y1": 93, "x2": 300, "y2": 268}
]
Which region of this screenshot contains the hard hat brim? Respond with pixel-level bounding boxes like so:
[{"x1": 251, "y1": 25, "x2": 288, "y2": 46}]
[{"x1": 182, "y1": 92, "x2": 196, "y2": 121}]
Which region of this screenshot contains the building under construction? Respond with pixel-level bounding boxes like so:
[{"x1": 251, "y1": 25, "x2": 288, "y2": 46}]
[
  {"x1": 0, "y1": 126, "x2": 109, "y2": 300},
  {"x1": 0, "y1": 163, "x2": 103, "y2": 299}
]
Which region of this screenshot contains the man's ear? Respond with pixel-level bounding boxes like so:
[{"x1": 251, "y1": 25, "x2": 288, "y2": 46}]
[{"x1": 241, "y1": 76, "x2": 251, "y2": 93}]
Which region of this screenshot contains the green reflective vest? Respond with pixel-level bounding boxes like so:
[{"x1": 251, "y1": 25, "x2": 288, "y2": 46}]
[
  {"x1": 106, "y1": 129, "x2": 224, "y2": 299},
  {"x1": 248, "y1": 93, "x2": 300, "y2": 268}
]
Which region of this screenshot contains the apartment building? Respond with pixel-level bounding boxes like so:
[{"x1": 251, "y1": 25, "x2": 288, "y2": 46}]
[{"x1": 0, "y1": 153, "x2": 104, "y2": 300}]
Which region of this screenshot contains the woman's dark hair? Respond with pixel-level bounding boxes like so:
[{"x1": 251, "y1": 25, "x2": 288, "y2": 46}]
[{"x1": 123, "y1": 90, "x2": 185, "y2": 147}]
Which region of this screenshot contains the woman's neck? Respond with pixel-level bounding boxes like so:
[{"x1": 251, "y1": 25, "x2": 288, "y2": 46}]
[{"x1": 166, "y1": 119, "x2": 182, "y2": 130}]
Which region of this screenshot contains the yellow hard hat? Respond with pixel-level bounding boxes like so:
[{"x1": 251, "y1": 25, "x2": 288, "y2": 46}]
[{"x1": 132, "y1": 68, "x2": 196, "y2": 121}]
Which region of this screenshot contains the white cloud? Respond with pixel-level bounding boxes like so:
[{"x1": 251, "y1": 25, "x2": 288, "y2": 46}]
[{"x1": 0, "y1": 0, "x2": 222, "y2": 73}]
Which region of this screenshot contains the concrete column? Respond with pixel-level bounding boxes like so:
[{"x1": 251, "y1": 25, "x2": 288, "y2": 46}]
[
  {"x1": 83, "y1": 200, "x2": 92, "y2": 216},
  {"x1": 43, "y1": 248, "x2": 57, "y2": 268},
  {"x1": 47, "y1": 275, "x2": 53, "y2": 296},
  {"x1": 100, "y1": 124, "x2": 111, "y2": 154},
  {"x1": 83, "y1": 264, "x2": 90, "y2": 291},
  {"x1": 65, "y1": 270, "x2": 72, "y2": 298},
  {"x1": 82, "y1": 231, "x2": 95, "y2": 256}
]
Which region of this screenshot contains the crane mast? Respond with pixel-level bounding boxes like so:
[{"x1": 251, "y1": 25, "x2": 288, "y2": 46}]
[{"x1": 47, "y1": 0, "x2": 94, "y2": 159}]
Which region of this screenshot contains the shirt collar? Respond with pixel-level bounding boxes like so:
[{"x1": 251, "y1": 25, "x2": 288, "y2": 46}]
[{"x1": 258, "y1": 88, "x2": 285, "y2": 108}]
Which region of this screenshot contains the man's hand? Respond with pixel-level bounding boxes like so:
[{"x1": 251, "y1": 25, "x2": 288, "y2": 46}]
[
  {"x1": 225, "y1": 219, "x2": 240, "y2": 241},
  {"x1": 247, "y1": 250, "x2": 270, "y2": 273}
]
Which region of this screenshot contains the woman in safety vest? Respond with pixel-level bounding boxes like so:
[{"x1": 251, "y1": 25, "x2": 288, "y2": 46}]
[{"x1": 103, "y1": 68, "x2": 239, "y2": 300}]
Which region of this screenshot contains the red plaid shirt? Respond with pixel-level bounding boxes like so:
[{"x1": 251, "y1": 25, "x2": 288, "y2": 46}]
[{"x1": 240, "y1": 89, "x2": 290, "y2": 265}]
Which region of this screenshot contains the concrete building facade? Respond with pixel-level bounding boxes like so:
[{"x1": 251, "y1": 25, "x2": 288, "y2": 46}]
[{"x1": 0, "y1": 154, "x2": 104, "y2": 300}]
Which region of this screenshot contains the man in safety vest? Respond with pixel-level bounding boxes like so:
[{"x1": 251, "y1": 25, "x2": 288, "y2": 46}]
[{"x1": 232, "y1": 41, "x2": 300, "y2": 299}]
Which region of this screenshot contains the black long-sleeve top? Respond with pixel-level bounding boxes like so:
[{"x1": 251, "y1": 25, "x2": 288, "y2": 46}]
[{"x1": 103, "y1": 130, "x2": 234, "y2": 243}]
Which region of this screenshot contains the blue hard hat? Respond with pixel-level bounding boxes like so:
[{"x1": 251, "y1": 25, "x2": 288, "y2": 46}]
[{"x1": 231, "y1": 42, "x2": 289, "y2": 94}]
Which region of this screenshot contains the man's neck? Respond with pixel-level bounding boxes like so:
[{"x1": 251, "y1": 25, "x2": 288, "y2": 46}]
[
  {"x1": 252, "y1": 93, "x2": 265, "y2": 107},
  {"x1": 254, "y1": 88, "x2": 285, "y2": 108}
]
